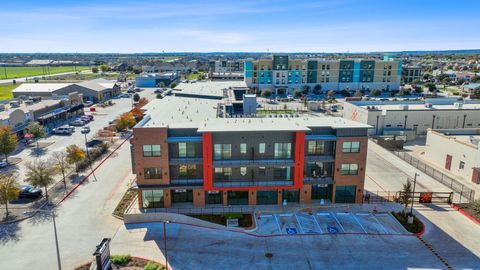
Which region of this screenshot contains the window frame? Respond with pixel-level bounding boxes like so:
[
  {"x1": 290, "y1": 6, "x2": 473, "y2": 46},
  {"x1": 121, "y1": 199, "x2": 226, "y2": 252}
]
[
  {"x1": 342, "y1": 141, "x2": 360, "y2": 153},
  {"x1": 340, "y1": 164, "x2": 359, "y2": 175},
  {"x1": 143, "y1": 167, "x2": 163, "y2": 179},
  {"x1": 143, "y1": 144, "x2": 161, "y2": 157}
]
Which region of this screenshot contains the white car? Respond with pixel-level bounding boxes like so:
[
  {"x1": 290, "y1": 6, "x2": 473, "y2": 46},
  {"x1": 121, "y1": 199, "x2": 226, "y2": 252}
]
[
  {"x1": 0, "y1": 160, "x2": 8, "y2": 168},
  {"x1": 52, "y1": 127, "x2": 74, "y2": 135},
  {"x1": 80, "y1": 126, "x2": 91, "y2": 134}
]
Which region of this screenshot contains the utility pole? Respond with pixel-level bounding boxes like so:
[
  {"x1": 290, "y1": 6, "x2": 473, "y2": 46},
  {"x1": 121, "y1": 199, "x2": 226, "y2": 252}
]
[
  {"x1": 409, "y1": 173, "x2": 419, "y2": 222},
  {"x1": 163, "y1": 221, "x2": 170, "y2": 270}
]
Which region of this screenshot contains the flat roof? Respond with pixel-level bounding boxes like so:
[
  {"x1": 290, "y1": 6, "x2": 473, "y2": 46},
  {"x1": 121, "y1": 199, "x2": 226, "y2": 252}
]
[
  {"x1": 0, "y1": 99, "x2": 61, "y2": 120},
  {"x1": 360, "y1": 103, "x2": 480, "y2": 111},
  {"x1": 12, "y1": 83, "x2": 73, "y2": 94},
  {"x1": 173, "y1": 81, "x2": 246, "y2": 99}
]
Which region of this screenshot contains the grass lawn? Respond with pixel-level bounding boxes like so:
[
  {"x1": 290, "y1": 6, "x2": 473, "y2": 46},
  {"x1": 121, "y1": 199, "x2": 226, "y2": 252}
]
[
  {"x1": 0, "y1": 66, "x2": 91, "y2": 80},
  {"x1": 187, "y1": 72, "x2": 205, "y2": 81},
  {"x1": 0, "y1": 84, "x2": 20, "y2": 100}
]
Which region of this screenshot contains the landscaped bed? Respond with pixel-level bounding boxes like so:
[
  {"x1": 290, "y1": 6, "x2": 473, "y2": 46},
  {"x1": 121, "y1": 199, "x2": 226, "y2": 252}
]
[
  {"x1": 392, "y1": 211, "x2": 424, "y2": 234},
  {"x1": 454, "y1": 202, "x2": 480, "y2": 223},
  {"x1": 113, "y1": 189, "x2": 137, "y2": 219},
  {"x1": 190, "y1": 213, "x2": 253, "y2": 228},
  {"x1": 75, "y1": 255, "x2": 165, "y2": 270}
]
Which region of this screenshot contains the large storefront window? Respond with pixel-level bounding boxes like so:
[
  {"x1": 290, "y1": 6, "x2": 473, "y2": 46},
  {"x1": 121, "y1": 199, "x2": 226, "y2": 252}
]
[
  {"x1": 335, "y1": 185, "x2": 356, "y2": 203},
  {"x1": 227, "y1": 191, "x2": 249, "y2": 205},
  {"x1": 171, "y1": 189, "x2": 193, "y2": 203},
  {"x1": 179, "y1": 164, "x2": 197, "y2": 178},
  {"x1": 282, "y1": 189, "x2": 299, "y2": 203},
  {"x1": 311, "y1": 184, "x2": 333, "y2": 201},
  {"x1": 206, "y1": 191, "x2": 222, "y2": 204},
  {"x1": 257, "y1": 190, "x2": 278, "y2": 205},
  {"x1": 142, "y1": 190, "x2": 164, "y2": 208},
  {"x1": 307, "y1": 140, "x2": 325, "y2": 155}
]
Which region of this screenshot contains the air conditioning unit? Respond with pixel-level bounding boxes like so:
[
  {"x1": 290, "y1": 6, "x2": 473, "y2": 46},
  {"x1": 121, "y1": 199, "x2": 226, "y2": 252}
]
[
  {"x1": 399, "y1": 105, "x2": 409, "y2": 110},
  {"x1": 424, "y1": 103, "x2": 433, "y2": 108},
  {"x1": 454, "y1": 102, "x2": 463, "y2": 109}
]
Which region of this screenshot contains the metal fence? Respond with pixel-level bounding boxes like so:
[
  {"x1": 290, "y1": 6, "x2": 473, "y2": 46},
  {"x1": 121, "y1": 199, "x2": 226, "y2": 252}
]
[{"x1": 392, "y1": 151, "x2": 475, "y2": 203}]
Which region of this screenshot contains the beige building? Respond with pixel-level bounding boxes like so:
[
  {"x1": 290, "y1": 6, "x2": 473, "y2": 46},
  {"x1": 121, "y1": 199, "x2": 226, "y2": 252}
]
[{"x1": 425, "y1": 129, "x2": 480, "y2": 184}]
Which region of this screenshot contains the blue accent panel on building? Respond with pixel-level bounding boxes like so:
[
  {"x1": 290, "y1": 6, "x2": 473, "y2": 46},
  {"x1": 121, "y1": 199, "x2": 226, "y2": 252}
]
[
  {"x1": 397, "y1": 61, "x2": 402, "y2": 77},
  {"x1": 167, "y1": 136, "x2": 203, "y2": 143},
  {"x1": 289, "y1": 70, "x2": 302, "y2": 84},
  {"x1": 258, "y1": 71, "x2": 272, "y2": 84},
  {"x1": 353, "y1": 60, "x2": 361, "y2": 83},
  {"x1": 245, "y1": 61, "x2": 253, "y2": 78},
  {"x1": 305, "y1": 135, "x2": 337, "y2": 140}
]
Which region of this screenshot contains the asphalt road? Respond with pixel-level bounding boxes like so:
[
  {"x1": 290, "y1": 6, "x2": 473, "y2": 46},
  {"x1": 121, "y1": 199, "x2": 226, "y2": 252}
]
[{"x1": 0, "y1": 70, "x2": 90, "y2": 85}]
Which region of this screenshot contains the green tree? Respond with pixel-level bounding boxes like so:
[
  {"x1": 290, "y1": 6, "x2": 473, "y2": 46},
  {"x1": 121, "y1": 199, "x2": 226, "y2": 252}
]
[
  {"x1": 0, "y1": 126, "x2": 17, "y2": 163},
  {"x1": 301, "y1": 85, "x2": 310, "y2": 95},
  {"x1": 25, "y1": 160, "x2": 57, "y2": 200},
  {"x1": 51, "y1": 151, "x2": 72, "y2": 191},
  {"x1": 293, "y1": 90, "x2": 303, "y2": 98},
  {"x1": 442, "y1": 77, "x2": 451, "y2": 89},
  {"x1": 0, "y1": 173, "x2": 20, "y2": 217},
  {"x1": 371, "y1": 89, "x2": 382, "y2": 97},
  {"x1": 133, "y1": 93, "x2": 140, "y2": 102},
  {"x1": 399, "y1": 179, "x2": 413, "y2": 211},
  {"x1": 92, "y1": 67, "x2": 99, "y2": 73},
  {"x1": 261, "y1": 89, "x2": 272, "y2": 99},
  {"x1": 66, "y1": 145, "x2": 86, "y2": 172},
  {"x1": 158, "y1": 82, "x2": 165, "y2": 88},
  {"x1": 28, "y1": 121, "x2": 45, "y2": 151},
  {"x1": 169, "y1": 82, "x2": 177, "y2": 88},
  {"x1": 313, "y1": 84, "x2": 322, "y2": 95},
  {"x1": 425, "y1": 83, "x2": 437, "y2": 92},
  {"x1": 411, "y1": 79, "x2": 423, "y2": 85},
  {"x1": 471, "y1": 76, "x2": 480, "y2": 83},
  {"x1": 100, "y1": 64, "x2": 109, "y2": 73}
]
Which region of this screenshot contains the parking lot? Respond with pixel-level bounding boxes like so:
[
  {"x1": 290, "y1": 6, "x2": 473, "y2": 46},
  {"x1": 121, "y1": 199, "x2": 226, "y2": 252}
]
[{"x1": 254, "y1": 211, "x2": 408, "y2": 236}]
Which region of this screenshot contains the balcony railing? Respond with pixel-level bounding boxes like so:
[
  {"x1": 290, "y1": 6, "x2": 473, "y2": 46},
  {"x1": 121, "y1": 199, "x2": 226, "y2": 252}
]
[
  {"x1": 213, "y1": 158, "x2": 294, "y2": 167},
  {"x1": 169, "y1": 157, "x2": 203, "y2": 165},
  {"x1": 303, "y1": 176, "x2": 334, "y2": 185},
  {"x1": 213, "y1": 180, "x2": 293, "y2": 188},
  {"x1": 169, "y1": 178, "x2": 204, "y2": 186},
  {"x1": 304, "y1": 154, "x2": 335, "y2": 162}
]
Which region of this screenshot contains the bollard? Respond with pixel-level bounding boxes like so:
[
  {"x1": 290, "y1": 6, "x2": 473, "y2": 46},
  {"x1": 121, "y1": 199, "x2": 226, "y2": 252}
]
[{"x1": 309, "y1": 207, "x2": 313, "y2": 215}]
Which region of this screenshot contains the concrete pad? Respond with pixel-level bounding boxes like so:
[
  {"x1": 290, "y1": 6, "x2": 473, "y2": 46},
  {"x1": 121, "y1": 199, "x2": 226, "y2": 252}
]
[
  {"x1": 295, "y1": 213, "x2": 321, "y2": 234},
  {"x1": 355, "y1": 213, "x2": 387, "y2": 234},
  {"x1": 314, "y1": 212, "x2": 343, "y2": 233},
  {"x1": 375, "y1": 213, "x2": 408, "y2": 234},
  {"x1": 334, "y1": 213, "x2": 365, "y2": 233},
  {"x1": 255, "y1": 214, "x2": 281, "y2": 235}
]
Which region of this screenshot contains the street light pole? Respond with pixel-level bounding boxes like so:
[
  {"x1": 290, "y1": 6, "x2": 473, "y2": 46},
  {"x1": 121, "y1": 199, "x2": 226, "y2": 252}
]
[
  {"x1": 163, "y1": 220, "x2": 170, "y2": 270},
  {"x1": 409, "y1": 173, "x2": 419, "y2": 216}
]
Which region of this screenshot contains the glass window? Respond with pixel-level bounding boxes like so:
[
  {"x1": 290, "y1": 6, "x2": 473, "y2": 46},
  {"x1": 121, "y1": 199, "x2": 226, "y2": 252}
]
[
  {"x1": 142, "y1": 190, "x2": 164, "y2": 208},
  {"x1": 274, "y1": 166, "x2": 291, "y2": 180},
  {"x1": 282, "y1": 189, "x2": 299, "y2": 202},
  {"x1": 257, "y1": 190, "x2": 278, "y2": 205},
  {"x1": 259, "y1": 143, "x2": 266, "y2": 154},
  {"x1": 178, "y1": 142, "x2": 196, "y2": 158},
  {"x1": 227, "y1": 191, "x2": 249, "y2": 205},
  {"x1": 274, "y1": 143, "x2": 291, "y2": 158},
  {"x1": 240, "y1": 167, "x2": 247, "y2": 176},
  {"x1": 258, "y1": 167, "x2": 266, "y2": 176},
  {"x1": 214, "y1": 167, "x2": 232, "y2": 181},
  {"x1": 459, "y1": 161, "x2": 465, "y2": 170},
  {"x1": 144, "y1": 167, "x2": 162, "y2": 179},
  {"x1": 240, "y1": 143, "x2": 247, "y2": 154},
  {"x1": 335, "y1": 185, "x2": 356, "y2": 203},
  {"x1": 342, "y1": 141, "x2": 360, "y2": 153},
  {"x1": 307, "y1": 140, "x2": 325, "y2": 155},
  {"x1": 340, "y1": 164, "x2": 358, "y2": 175},
  {"x1": 179, "y1": 164, "x2": 196, "y2": 178},
  {"x1": 143, "y1": 144, "x2": 161, "y2": 157},
  {"x1": 214, "y1": 144, "x2": 231, "y2": 160}
]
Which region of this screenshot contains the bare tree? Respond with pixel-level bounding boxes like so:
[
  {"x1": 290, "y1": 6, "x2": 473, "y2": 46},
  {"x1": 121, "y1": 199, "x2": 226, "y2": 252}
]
[{"x1": 51, "y1": 151, "x2": 72, "y2": 191}]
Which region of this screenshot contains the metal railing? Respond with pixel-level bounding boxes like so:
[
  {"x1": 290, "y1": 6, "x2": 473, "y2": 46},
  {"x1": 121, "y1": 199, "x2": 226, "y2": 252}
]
[{"x1": 392, "y1": 151, "x2": 475, "y2": 203}]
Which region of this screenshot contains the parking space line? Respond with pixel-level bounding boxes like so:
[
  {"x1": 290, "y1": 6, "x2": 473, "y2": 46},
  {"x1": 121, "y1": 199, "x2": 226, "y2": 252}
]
[
  {"x1": 372, "y1": 214, "x2": 389, "y2": 234},
  {"x1": 331, "y1": 213, "x2": 346, "y2": 232},
  {"x1": 316, "y1": 213, "x2": 330, "y2": 216},
  {"x1": 273, "y1": 214, "x2": 282, "y2": 233},
  {"x1": 312, "y1": 214, "x2": 323, "y2": 233},
  {"x1": 353, "y1": 214, "x2": 368, "y2": 233},
  {"x1": 293, "y1": 213, "x2": 305, "y2": 234},
  {"x1": 279, "y1": 214, "x2": 293, "y2": 217}
]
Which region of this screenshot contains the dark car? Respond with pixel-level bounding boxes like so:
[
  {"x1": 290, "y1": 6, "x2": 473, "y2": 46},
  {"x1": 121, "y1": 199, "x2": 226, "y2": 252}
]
[
  {"x1": 19, "y1": 185, "x2": 43, "y2": 199},
  {"x1": 86, "y1": 139, "x2": 103, "y2": 148}
]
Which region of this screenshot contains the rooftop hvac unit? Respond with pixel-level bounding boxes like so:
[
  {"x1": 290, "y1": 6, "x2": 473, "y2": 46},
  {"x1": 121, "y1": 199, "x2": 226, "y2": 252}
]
[
  {"x1": 424, "y1": 103, "x2": 433, "y2": 108},
  {"x1": 454, "y1": 102, "x2": 463, "y2": 109},
  {"x1": 399, "y1": 104, "x2": 409, "y2": 110}
]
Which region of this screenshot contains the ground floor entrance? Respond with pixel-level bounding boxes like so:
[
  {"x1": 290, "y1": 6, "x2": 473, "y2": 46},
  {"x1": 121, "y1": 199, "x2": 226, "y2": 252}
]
[
  {"x1": 172, "y1": 189, "x2": 193, "y2": 204},
  {"x1": 311, "y1": 184, "x2": 333, "y2": 201}
]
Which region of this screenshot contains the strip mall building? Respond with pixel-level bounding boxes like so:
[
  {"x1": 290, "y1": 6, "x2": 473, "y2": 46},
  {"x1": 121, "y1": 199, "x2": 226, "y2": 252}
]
[{"x1": 131, "y1": 86, "x2": 370, "y2": 209}]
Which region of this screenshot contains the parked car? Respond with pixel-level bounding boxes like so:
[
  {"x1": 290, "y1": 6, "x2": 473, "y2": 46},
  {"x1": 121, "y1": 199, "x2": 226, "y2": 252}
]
[
  {"x1": 127, "y1": 89, "x2": 135, "y2": 93},
  {"x1": 118, "y1": 93, "x2": 131, "y2": 98},
  {"x1": 69, "y1": 120, "x2": 85, "y2": 126},
  {"x1": 84, "y1": 101, "x2": 94, "y2": 107},
  {"x1": 19, "y1": 185, "x2": 43, "y2": 199},
  {"x1": 0, "y1": 159, "x2": 8, "y2": 168},
  {"x1": 52, "y1": 127, "x2": 74, "y2": 135},
  {"x1": 86, "y1": 139, "x2": 103, "y2": 148},
  {"x1": 80, "y1": 126, "x2": 91, "y2": 134},
  {"x1": 286, "y1": 95, "x2": 294, "y2": 101},
  {"x1": 154, "y1": 89, "x2": 163, "y2": 94},
  {"x1": 79, "y1": 116, "x2": 91, "y2": 123},
  {"x1": 84, "y1": 115, "x2": 94, "y2": 121}
]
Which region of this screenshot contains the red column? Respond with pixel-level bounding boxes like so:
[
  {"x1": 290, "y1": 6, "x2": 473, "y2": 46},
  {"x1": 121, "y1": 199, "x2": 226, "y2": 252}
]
[
  {"x1": 293, "y1": 131, "x2": 305, "y2": 189},
  {"x1": 202, "y1": 133, "x2": 213, "y2": 190}
]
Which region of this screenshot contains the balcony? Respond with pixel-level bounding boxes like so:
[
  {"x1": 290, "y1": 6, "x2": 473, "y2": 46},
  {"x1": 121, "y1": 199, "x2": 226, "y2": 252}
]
[
  {"x1": 169, "y1": 157, "x2": 203, "y2": 165},
  {"x1": 213, "y1": 158, "x2": 294, "y2": 167},
  {"x1": 170, "y1": 178, "x2": 204, "y2": 186},
  {"x1": 303, "y1": 176, "x2": 333, "y2": 185},
  {"x1": 213, "y1": 179, "x2": 293, "y2": 188},
  {"x1": 304, "y1": 154, "x2": 334, "y2": 162}
]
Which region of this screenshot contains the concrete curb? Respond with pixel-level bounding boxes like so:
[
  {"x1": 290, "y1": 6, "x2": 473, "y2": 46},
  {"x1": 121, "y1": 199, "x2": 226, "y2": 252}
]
[
  {"x1": 451, "y1": 203, "x2": 480, "y2": 225},
  {"x1": 0, "y1": 200, "x2": 49, "y2": 225}
]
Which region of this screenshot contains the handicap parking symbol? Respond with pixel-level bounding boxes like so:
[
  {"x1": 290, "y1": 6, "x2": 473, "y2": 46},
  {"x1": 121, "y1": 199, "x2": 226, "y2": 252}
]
[
  {"x1": 327, "y1": 226, "x2": 339, "y2": 234},
  {"x1": 286, "y1": 228, "x2": 297, "y2": 235}
]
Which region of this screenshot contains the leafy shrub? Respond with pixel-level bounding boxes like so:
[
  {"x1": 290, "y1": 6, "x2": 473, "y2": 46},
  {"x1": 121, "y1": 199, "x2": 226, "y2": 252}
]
[
  {"x1": 392, "y1": 211, "x2": 423, "y2": 233},
  {"x1": 473, "y1": 199, "x2": 480, "y2": 213},
  {"x1": 144, "y1": 262, "x2": 164, "y2": 270},
  {"x1": 77, "y1": 142, "x2": 110, "y2": 171},
  {"x1": 111, "y1": 255, "x2": 131, "y2": 266}
]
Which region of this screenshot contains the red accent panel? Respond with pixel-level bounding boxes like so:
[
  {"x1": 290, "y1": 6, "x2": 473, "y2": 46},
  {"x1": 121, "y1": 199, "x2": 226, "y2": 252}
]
[
  {"x1": 293, "y1": 131, "x2": 305, "y2": 189},
  {"x1": 202, "y1": 133, "x2": 213, "y2": 190}
]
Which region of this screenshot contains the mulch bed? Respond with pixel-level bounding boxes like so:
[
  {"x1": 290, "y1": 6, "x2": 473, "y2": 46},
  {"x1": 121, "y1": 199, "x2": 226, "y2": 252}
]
[{"x1": 75, "y1": 256, "x2": 164, "y2": 270}]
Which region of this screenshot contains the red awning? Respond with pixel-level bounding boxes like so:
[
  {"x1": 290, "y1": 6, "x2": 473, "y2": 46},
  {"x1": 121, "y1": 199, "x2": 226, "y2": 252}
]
[{"x1": 24, "y1": 133, "x2": 33, "y2": 139}]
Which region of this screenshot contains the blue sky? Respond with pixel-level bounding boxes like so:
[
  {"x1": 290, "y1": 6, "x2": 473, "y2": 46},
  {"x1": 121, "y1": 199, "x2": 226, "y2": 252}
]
[{"x1": 1, "y1": 0, "x2": 479, "y2": 53}]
